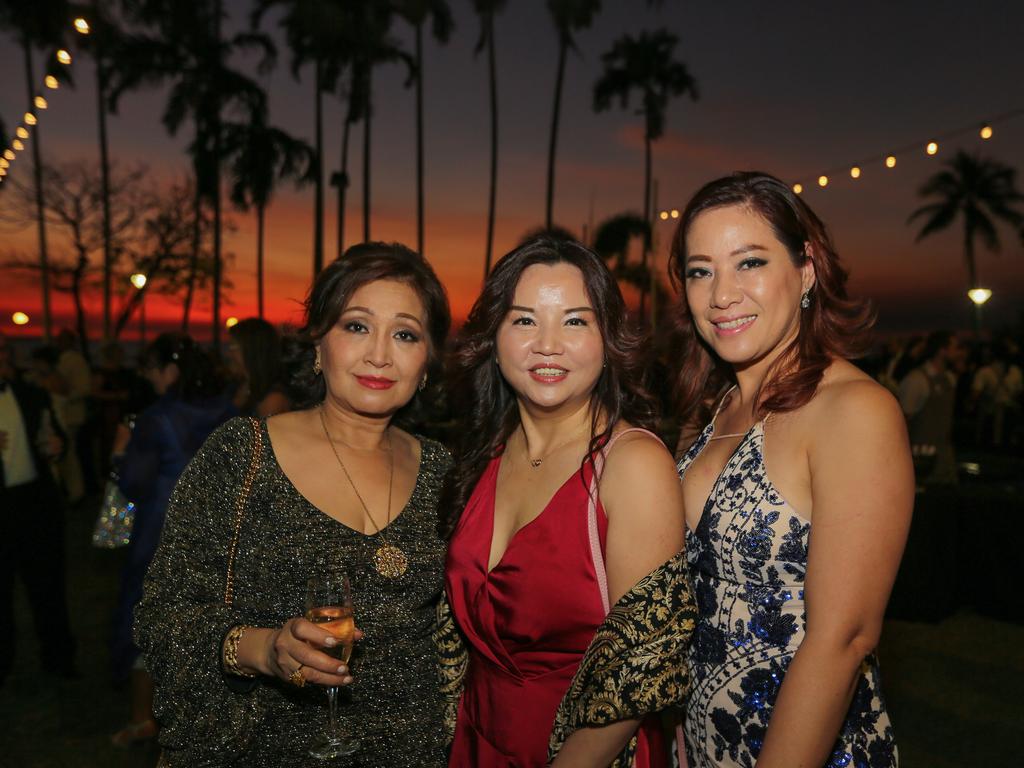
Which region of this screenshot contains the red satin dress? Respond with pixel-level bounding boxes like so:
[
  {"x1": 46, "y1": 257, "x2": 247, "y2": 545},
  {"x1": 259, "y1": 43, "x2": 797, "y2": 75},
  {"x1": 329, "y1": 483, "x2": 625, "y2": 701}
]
[{"x1": 445, "y1": 454, "x2": 667, "y2": 767}]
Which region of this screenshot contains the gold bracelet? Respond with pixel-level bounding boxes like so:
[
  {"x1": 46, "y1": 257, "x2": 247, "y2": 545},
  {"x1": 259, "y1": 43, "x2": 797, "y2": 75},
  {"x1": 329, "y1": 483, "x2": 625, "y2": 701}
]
[{"x1": 223, "y1": 625, "x2": 257, "y2": 678}]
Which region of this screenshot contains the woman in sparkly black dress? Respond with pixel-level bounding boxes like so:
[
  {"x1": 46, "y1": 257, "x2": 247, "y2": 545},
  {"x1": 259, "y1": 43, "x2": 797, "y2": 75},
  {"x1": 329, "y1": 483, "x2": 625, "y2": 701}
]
[
  {"x1": 134, "y1": 242, "x2": 452, "y2": 767},
  {"x1": 671, "y1": 173, "x2": 912, "y2": 767}
]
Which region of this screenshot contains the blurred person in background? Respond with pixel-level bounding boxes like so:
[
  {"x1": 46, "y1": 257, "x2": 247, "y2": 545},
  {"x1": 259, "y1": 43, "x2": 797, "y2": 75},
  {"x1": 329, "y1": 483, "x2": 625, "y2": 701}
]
[
  {"x1": 225, "y1": 318, "x2": 292, "y2": 417},
  {"x1": 110, "y1": 333, "x2": 235, "y2": 746},
  {"x1": 898, "y1": 330, "x2": 966, "y2": 484},
  {"x1": 972, "y1": 339, "x2": 1023, "y2": 447},
  {"x1": 0, "y1": 331, "x2": 77, "y2": 687},
  {"x1": 55, "y1": 329, "x2": 93, "y2": 503}
]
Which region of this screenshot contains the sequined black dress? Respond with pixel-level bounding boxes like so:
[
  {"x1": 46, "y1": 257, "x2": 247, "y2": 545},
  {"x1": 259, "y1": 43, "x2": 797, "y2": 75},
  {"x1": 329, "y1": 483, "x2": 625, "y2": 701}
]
[
  {"x1": 678, "y1": 418, "x2": 898, "y2": 768},
  {"x1": 135, "y1": 417, "x2": 451, "y2": 767}
]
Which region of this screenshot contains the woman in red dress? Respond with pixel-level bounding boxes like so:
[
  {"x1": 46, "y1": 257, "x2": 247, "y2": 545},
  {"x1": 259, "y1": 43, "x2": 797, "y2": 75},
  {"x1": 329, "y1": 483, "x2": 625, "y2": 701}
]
[{"x1": 441, "y1": 236, "x2": 696, "y2": 767}]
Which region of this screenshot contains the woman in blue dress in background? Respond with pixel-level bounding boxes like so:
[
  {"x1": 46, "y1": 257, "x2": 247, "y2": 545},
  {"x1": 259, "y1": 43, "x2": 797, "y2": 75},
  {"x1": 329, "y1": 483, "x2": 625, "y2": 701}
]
[
  {"x1": 111, "y1": 334, "x2": 235, "y2": 746},
  {"x1": 670, "y1": 173, "x2": 912, "y2": 767}
]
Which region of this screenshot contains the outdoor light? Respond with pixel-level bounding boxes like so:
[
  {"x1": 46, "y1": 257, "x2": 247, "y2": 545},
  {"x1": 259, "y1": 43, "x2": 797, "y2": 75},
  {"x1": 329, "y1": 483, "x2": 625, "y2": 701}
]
[
  {"x1": 16, "y1": 127, "x2": 28, "y2": 139},
  {"x1": 56, "y1": 49, "x2": 72, "y2": 65},
  {"x1": 980, "y1": 124, "x2": 993, "y2": 140},
  {"x1": 74, "y1": 17, "x2": 91, "y2": 35},
  {"x1": 24, "y1": 113, "x2": 36, "y2": 126},
  {"x1": 670, "y1": 209, "x2": 680, "y2": 219},
  {"x1": 659, "y1": 211, "x2": 669, "y2": 220},
  {"x1": 12, "y1": 140, "x2": 24, "y2": 151},
  {"x1": 793, "y1": 183, "x2": 803, "y2": 194},
  {"x1": 45, "y1": 75, "x2": 58, "y2": 89},
  {"x1": 926, "y1": 141, "x2": 938, "y2": 156},
  {"x1": 34, "y1": 96, "x2": 47, "y2": 109},
  {"x1": 0, "y1": 169, "x2": 6, "y2": 177},
  {"x1": 850, "y1": 166, "x2": 861, "y2": 179},
  {"x1": 12, "y1": 312, "x2": 29, "y2": 326},
  {"x1": 226, "y1": 317, "x2": 239, "y2": 328},
  {"x1": 4, "y1": 149, "x2": 14, "y2": 160},
  {"x1": 967, "y1": 288, "x2": 992, "y2": 306},
  {"x1": 0, "y1": 159, "x2": 8, "y2": 169},
  {"x1": 818, "y1": 175, "x2": 828, "y2": 187},
  {"x1": 885, "y1": 155, "x2": 896, "y2": 168},
  {"x1": 130, "y1": 273, "x2": 147, "y2": 290}
]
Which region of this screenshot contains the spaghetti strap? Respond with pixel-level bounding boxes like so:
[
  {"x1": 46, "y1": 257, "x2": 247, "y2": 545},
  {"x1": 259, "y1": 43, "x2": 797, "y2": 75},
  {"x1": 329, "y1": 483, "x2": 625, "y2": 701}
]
[{"x1": 710, "y1": 385, "x2": 737, "y2": 424}]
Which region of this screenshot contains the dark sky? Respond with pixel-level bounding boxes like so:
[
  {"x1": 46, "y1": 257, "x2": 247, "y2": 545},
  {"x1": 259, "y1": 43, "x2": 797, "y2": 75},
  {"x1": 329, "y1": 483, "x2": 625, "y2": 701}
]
[{"x1": 2, "y1": 0, "x2": 1023, "y2": 337}]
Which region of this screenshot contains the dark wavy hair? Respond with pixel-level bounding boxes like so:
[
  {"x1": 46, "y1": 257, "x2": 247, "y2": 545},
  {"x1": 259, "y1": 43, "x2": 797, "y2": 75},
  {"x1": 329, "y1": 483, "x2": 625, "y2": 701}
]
[
  {"x1": 443, "y1": 235, "x2": 659, "y2": 535},
  {"x1": 141, "y1": 333, "x2": 220, "y2": 402},
  {"x1": 228, "y1": 317, "x2": 284, "y2": 411},
  {"x1": 287, "y1": 242, "x2": 451, "y2": 428},
  {"x1": 668, "y1": 171, "x2": 875, "y2": 431}
]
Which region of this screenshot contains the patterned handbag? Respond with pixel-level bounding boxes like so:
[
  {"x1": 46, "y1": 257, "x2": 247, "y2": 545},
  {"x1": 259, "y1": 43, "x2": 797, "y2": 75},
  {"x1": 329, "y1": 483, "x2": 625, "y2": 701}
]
[{"x1": 92, "y1": 476, "x2": 135, "y2": 548}]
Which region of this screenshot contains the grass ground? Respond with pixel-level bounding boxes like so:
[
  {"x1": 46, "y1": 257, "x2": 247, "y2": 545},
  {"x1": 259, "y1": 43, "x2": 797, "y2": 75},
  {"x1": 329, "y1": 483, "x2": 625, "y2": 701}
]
[{"x1": 1, "y1": 499, "x2": 1021, "y2": 767}]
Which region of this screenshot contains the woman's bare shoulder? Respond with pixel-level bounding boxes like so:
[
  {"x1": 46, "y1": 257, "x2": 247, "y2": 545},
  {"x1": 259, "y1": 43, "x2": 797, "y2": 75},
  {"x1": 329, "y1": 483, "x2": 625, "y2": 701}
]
[{"x1": 801, "y1": 360, "x2": 905, "y2": 438}]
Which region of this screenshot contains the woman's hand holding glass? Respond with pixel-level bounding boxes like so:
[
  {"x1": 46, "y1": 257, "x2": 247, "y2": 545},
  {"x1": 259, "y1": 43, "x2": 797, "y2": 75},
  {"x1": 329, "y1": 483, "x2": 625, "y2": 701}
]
[{"x1": 262, "y1": 615, "x2": 357, "y2": 688}]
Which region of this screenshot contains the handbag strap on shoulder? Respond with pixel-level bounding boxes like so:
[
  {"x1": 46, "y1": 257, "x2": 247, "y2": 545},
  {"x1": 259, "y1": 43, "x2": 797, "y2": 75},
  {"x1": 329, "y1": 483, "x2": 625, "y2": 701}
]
[{"x1": 224, "y1": 418, "x2": 263, "y2": 606}]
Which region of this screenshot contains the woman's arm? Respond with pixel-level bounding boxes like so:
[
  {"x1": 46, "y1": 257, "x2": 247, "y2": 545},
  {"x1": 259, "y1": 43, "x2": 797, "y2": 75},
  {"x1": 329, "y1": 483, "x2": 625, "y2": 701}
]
[
  {"x1": 550, "y1": 433, "x2": 686, "y2": 767},
  {"x1": 755, "y1": 381, "x2": 913, "y2": 767}
]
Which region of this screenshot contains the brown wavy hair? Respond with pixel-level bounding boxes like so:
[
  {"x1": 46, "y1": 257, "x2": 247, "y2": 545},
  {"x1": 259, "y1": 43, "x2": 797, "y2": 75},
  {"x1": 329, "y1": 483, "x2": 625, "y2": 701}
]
[
  {"x1": 442, "y1": 236, "x2": 659, "y2": 536},
  {"x1": 668, "y1": 171, "x2": 875, "y2": 432}
]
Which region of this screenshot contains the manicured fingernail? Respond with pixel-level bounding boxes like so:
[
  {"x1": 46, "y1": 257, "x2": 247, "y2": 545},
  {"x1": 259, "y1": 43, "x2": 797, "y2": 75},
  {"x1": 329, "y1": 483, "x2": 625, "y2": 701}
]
[
  {"x1": 337, "y1": 665, "x2": 348, "y2": 674},
  {"x1": 343, "y1": 676, "x2": 353, "y2": 684},
  {"x1": 324, "y1": 637, "x2": 337, "y2": 646}
]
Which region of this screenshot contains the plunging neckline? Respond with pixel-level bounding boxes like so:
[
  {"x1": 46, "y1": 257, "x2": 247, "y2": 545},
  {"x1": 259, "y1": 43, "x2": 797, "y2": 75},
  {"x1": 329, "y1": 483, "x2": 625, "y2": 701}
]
[{"x1": 485, "y1": 454, "x2": 588, "y2": 574}]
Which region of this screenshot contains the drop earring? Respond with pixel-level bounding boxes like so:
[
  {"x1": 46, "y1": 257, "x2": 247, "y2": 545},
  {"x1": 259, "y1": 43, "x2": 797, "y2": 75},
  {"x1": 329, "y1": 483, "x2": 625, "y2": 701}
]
[
  {"x1": 418, "y1": 374, "x2": 427, "y2": 392},
  {"x1": 800, "y1": 290, "x2": 811, "y2": 309},
  {"x1": 313, "y1": 349, "x2": 322, "y2": 374}
]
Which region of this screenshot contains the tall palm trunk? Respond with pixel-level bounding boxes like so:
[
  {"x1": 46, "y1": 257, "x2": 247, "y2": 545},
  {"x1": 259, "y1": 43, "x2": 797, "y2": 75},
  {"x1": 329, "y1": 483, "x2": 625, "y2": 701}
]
[
  {"x1": 640, "y1": 130, "x2": 652, "y2": 316},
  {"x1": 23, "y1": 38, "x2": 52, "y2": 341},
  {"x1": 211, "y1": 1, "x2": 223, "y2": 351},
  {"x1": 965, "y1": 229, "x2": 980, "y2": 334},
  {"x1": 414, "y1": 22, "x2": 425, "y2": 256},
  {"x1": 363, "y1": 68, "x2": 373, "y2": 242},
  {"x1": 256, "y1": 202, "x2": 266, "y2": 318},
  {"x1": 483, "y1": 12, "x2": 498, "y2": 278},
  {"x1": 95, "y1": 23, "x2": 114, "y2": 340},
  {"x1": 544, "y1": 38, "x2": 567, "y2": 230},
  {"x1": 313, "y1": 58, "x2": 324, "y2": 275},
  {"x1": 336, "y1": 106, "x2": 352, "y2": 257},
  {"x1": 182, "y1": 170, "x2": 201, "y2": 332}
]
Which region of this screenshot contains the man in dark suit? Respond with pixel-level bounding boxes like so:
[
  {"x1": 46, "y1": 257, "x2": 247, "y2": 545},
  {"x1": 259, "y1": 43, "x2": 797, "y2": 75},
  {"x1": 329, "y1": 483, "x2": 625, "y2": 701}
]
[{"x1": 0, "y1": 331, "x2": 77, "y2": 685}]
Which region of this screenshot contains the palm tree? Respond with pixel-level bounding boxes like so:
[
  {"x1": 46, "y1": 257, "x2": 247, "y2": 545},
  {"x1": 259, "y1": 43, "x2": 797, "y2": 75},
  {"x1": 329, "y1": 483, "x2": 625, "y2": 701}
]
[
  {"x1": 593, "y1": 30, "x2": 698, "y2": 275},
  {"x1": 471, "y1": 0, "x2": 507, "y2": 277},
  {"x1": 252, "y1": 0, "x2": 347, "y2": 276},
  {"x1": 111, "y1": 0, "x2": 272, "y2": 340},
  {"x1": 395, "y1": 0, "x2": 454, "y2": 257},
  {"x1": 909, "y1": 151, "x2": 1024, "y2": 329},
  {"x1": 0, "y1": 0, "x2": 69, "y2": 341},
  {"x1": 544, "y1": 0, "x2": 601, "y2": 231},
  {"x1": 222, "y1": 111, "x2": 315, "y2": 318},
  {"x1": 592, "y1": 210, "x2": 671, "y2": 322}
]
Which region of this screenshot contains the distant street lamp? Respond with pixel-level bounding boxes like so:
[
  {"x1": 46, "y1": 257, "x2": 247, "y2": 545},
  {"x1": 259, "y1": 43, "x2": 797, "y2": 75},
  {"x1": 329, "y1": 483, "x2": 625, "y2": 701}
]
[
  {"x1": 226, "y1": 317, "x2": 239, "y2": 329},
  {"x1": 130, "y1": 273, "x2": 147, "y2": 342},
  {"x1": 967, "y1": 288, "x2": 992, "y2": 306},
  {"x1": 12, "y1": 312, "x2": 30, "y2": 326}
]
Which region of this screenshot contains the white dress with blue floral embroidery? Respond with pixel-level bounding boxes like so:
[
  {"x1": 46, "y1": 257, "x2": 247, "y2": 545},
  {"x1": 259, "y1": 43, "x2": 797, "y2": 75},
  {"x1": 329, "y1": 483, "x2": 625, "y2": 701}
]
[{"x1": 678, "y1": 417, "x2": 898, "y2": 768}]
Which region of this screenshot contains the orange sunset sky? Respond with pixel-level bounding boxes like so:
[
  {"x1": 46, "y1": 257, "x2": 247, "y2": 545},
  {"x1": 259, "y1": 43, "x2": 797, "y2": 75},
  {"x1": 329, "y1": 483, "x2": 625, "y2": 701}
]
[{"x1": 2, "y1": 0, "x2": 1023, "y2": 342}]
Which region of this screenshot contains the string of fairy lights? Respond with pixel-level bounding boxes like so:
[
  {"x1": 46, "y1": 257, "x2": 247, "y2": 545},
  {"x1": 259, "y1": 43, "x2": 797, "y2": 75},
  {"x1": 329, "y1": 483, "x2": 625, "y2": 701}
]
[
  {"x1": 0, "y1": 17, "x2": 90, "y2": 189},
  {"x1": 788, "y1": 109, "x2": 1023, "y2": 195}
]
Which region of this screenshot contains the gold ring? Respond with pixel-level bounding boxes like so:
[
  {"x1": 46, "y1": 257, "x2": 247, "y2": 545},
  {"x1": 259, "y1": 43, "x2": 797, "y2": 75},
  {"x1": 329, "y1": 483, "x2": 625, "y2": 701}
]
[{"x1": 288, "y1": 664, "x2": 306, "y2": 687}]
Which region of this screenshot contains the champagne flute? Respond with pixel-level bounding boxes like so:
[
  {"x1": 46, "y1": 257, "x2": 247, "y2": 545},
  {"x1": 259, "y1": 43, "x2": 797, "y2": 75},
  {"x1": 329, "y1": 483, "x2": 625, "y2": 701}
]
[{"x1": 305, "y1": 573, "x2": 359, "y2": 759}]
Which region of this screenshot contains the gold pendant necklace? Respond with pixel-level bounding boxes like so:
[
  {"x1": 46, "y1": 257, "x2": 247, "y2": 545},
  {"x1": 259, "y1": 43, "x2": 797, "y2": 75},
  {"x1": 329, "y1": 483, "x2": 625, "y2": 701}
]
[
  {"x1": 523, "y1": 424, "x2": 590, "y2": 469},
  {"x1": 319, "y1": 406, "x2": 408, "y2": 578}
]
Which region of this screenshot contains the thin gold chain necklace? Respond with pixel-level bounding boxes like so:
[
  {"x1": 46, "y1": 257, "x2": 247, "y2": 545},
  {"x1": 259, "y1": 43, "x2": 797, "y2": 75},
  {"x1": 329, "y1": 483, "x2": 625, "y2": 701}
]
[
  {"x1": 521, "y1": 423, "x2": 591, "y2": 468},
  {"x1": 318, "y1": 405, "x2": 408, "y2": 578}
]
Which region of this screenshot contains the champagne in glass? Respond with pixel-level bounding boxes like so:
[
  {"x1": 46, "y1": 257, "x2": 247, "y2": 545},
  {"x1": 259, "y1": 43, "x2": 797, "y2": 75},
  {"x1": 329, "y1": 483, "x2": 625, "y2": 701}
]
[{"x1": 305, "y1": 574, "x2": 359, "y2": 759}]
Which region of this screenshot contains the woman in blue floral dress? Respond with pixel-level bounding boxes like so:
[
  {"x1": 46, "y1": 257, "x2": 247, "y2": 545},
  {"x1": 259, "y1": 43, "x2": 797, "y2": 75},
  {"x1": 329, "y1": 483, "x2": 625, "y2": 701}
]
[{"x1": 669, "y1": 173, "x2": 912, "y2": 767}]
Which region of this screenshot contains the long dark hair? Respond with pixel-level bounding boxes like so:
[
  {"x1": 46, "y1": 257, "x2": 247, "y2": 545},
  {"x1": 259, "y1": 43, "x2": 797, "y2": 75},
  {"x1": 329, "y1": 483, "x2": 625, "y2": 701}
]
[
  {"x1": 287, "y1": 241, "x2": 451, "y2": 428},
  {"x1": 443, "y1": 235, "x2": 659, "y2": 535},
  {"x1": 141, "y1": 333, "x2": 220, "y2": 402},
  {"x1": 228, "y1": 318, "x2": 284, "y2": 411},
  {"x1": 668, "y1": 171, "x2": 874, "y2": 431}
]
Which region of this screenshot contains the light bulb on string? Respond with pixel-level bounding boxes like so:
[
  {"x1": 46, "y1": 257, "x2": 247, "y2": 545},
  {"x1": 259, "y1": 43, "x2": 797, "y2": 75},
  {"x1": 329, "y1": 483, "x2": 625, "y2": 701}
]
[
  {"x1": 926, "y1": 141, "x2": 938, "y2": 156},
  {"x1": 56, "y1": 49, "x2": 72, "y2": 65},
  {"x1": 659, "y1": 211, "x2": 669, "y2": 220},
  {"x1": 12, "y1": 140, "x2": 24, "y2": 151},
  {"x1": 850, "y1": 166, "x2": 861, "y2": 179},
  {"x1": 793, "y1": 183, "x2": 803, "y2": 194},
  {"x1": 4, "y1": 149, "x2": 15, "y2": 160},
  {"x1": 16, "y1": 127, "x2": 29, "y2": 139},
  {"x1": 980, "y1": 124, "x2": 993, "y2": 140},
  {"x1": 670, "y1": 209, "x2": 680, "y2": 219},
  {"x1": 34, "y1": 96, "x2": 47, "y2": 110},
  {"x1": 818, "y1": 175, "x2": 829, "y2": 188},
  {"x1": 24, "y1": 113, "x2": 36, "y2": 126},
  {"x1": 74, "y1": 18, "x2": 90, "y2": 34},
  {"x1": 0, "y1": 158, "x2": 8, "y2": 169},
  {"x1": 45, "y1": 75, "x2": 58, "y2": 89},
  {"x1": 885, "y1": 156, "x2": 896, "y2": 169}
]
